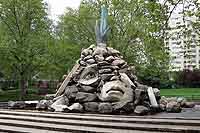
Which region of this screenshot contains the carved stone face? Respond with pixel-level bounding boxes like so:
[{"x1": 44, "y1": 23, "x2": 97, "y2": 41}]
[
  {"x1": 48, "y1": 45, "x2": 161, "y2": 114},
  {"x1": 75, "y1": 46, "x2": 135, "y2": 110}
]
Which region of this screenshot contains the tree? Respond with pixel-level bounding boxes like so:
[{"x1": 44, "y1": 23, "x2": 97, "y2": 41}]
[
  {"x1": 0, "y1": 0, "x2": 51, "y2": 99},
  {"x1": 57, "y1": 0, "x2": 170, "y2": 87}
]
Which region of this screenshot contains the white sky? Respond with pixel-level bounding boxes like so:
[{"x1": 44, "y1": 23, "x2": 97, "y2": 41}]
[{"x1": 44, "y1": 0, "x2": 81, "y2": 22}]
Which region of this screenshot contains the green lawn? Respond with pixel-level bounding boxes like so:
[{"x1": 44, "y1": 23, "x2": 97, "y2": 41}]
[
  {"x1": 1, "y1": 88, "x2": 200, "y2": 102},
  {"x1": 160, "y1": 88, "x2": 200, "y2": 101},
  {"x1": 0, "y1": 88, "x2": 44, "y2": 102}
]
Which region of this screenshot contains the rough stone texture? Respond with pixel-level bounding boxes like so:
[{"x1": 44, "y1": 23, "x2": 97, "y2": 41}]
[
  {"x1": 121, "y1": 102, "x2": 135, "y2": 113},
  {"x1": 44, "y1": 94, "x2": 55, "y2": 100},
  {"x1": 86, "y1": 59, "x2": 96, "y2": 64},
  {"x1": 98, "y1": 103, "x2": 112, "y2": 113},
  {"x1": 184, "y1": 102, "x2": 195, "y2": 108},
  {"x1": 166, "y1": 101, "x2": 182, "y2": 113},
  {"x1": 193, "y1": 105, "x2": 200, "y2": 111},
  {"x1": 93, "y1": 47, "x2": 107, "y2": 56},
  {"x1": 50, "y1": 96, "x2": 69, "y2": 112},
  {"x1": 84, "y1": 102, "x2": 99, "y2": 112},
  {"x1": 99, "y1": 69, "x2": 112, "y2": 74},
  {"x1": 100, "y1": 74, "x2": 114, "y2": 81},
  {"x1": 159, "y1": 96, "x2": 168, "y2": 106},
  {"x1": 112, "y1": 59, "x2": 125, "y2": 66},
  {"x1": 159, "y1": 104, "x2": 166, "y2": 111},
  {"x1": 51, "y1": 96, "x2": 69, "y2": 107},
  {"x1": 64, "y1": 86, "x2": 79, "y2": 100},
  {"x1": 75, "y1": 92, "x2": 97, "y2": 102},
  {"x1": 94, "y1": 55, "x2": 104, "y2": 62},
  {"x1": 177, "y1": 97, "x2": 187, "y2": 107},
  {"x1": 134, "y1": 105, "x2": 149, "y2": 115},
  {"x1": 44, "y1": 45, "x2": 188, "y2": 115},
  {"x1": 134, "y1": 88, "x2": 145, "y2": 105},
  {"x1": 105, "y1": 56, "x2": 115, "y2": 62},
  {"x1": 78, "y1": 85, "x2": 96, "y2": 93},
  {"x1": 153, "y1": 88, "x2": 160, "y2": 99},
  {"x1": 51, "y1": 105, "x2": 69, "y2": 112},
  {"x1": 36, "y1": 100, "x2": 52, "y2": 110},
  {"x1": 83, "y1": 55, "x2": 93, "y2": 61},
  {"x1": 107, "y1": 47, "x2": 120, "y2": 55},
  {"x1": 8, "y1": 101, "x2": 26, "y2": 109},
  {"x1": 68, "y1": 103, "x2": 83, "y2": 112}
]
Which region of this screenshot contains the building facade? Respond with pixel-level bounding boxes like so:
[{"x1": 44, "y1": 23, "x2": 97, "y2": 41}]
[{"x1": 165, "y1": 11, "x2": 199, "y2": 71}]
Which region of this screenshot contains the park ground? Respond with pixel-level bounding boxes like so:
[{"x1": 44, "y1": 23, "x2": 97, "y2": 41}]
[{"x1": 0, "y1": 88, "x2": 200, "y2": 102}]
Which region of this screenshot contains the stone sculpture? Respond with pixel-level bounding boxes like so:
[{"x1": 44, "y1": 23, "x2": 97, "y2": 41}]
[{"x1": 44, "y1": 6, "x2": 161, "y2": 115}]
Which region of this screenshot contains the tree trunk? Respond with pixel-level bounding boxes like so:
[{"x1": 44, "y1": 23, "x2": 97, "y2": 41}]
[{"x1": 19, "y1": 74, "x2": 28, "y2": 100}]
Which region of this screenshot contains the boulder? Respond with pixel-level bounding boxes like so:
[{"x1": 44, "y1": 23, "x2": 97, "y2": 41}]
[
  {"x1": 64, "y1": 86, "x2": 79, "y2": 100},
  {"x1": 166, "y1": 101, "x2": 182, "y2": 113},
  {"x1": 107, "y1": 47, "x2": 120, "y2": 55},
  {"x1": 97, "y1": 61, "x2": 110, "y2": 67},
  {"x1": 99, "y1": 68, "x2": 112, "y2": 74},
  {"x1": 52, "y1": 96, "x2": 69, "y2": 106},
  {"x1": 84, "y1": 102, "x2": 99, "y2": 112},
  {"x1": 193, "y1": 105, "x2": 200, "y2": 111},
  {"x1": 79, "y1": 60, "x2": 87, "y2": 66},
  {"x1": 177, "y1": 97, "x2": 187, "y2": 107},
  {"x1": 100, "y1": 74, "x2": 114, "y2": 81},
  {"x1": 93, "y1": 47, "x2": 107, "y2": 56},
  {"x1": 51, "y1": 105, "x2": 69, "y2": 112},
  {"x1": 121, "y1": 102, "x2": 135, "y2": 113},
  {"x1": 51, "y1": 96, "x2": 69, "y2": 112},
  {"x1": 83, "y1": 55, "x2": 93, "y2": 61},
  {"x1": 105, "y1": 56, "x2": 115, "y2": 62},
  {"x1": 134, "y1": 105, "x2": 149, "y2": 115},
  {"x1": 68, "y1": 103, "x2": 83, "y2": 112},
  {"x1": 134, "y1": 88, "x2": 145, "y2": 105},
  {"x1": 81, "y1": 48, "x2": 92, "y2": 57},
  {"x1": 98, "y1": 103, "x2": 112, "y2": 113},
  {"x1": 36, "y1": 100, "x2": 52, "y2": 110},
  {"x1": 159, "y1": 96, "x2": 168, "y2": 105},
  {"x1": 78, "y1": 85, "x2": 96, "y2": 93},
  {"x1": 112, "y1": 59, "x2": 125, "y2": 66},
  {"x1": 153, "y1": 88, "x2": 160, "y2": 99},
  {"x1": 8, "y1": 101, "x2": 26, "y2": 109},
  {"x1": 100, "y1": 65, "x2": 119, "y2": 70},
  {"x1": 44, "y1": 94, "x2": 55, "y2": 100},
  {"x1": 184, "y1": 102, "x2": 195, "y2": 108},
  {"x1": 94, "y1": 55, "x2": 104, "y2": 62},
  {"x1": 75, "y1": 92, "x2": 97, "y2": 102},
  {"x1": 159, "y1": 104, "x2": 166, "y2": 111},
  {"x1": 110, "y1": 75, "x2": 120, "y2": 81},
  {"x1": 86, "y1": 59, "x2": 96, "y2": 64}
]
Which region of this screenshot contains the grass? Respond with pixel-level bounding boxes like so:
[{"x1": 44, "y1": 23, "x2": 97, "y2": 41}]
[
  {"x1": 0, "y1": 88, "x2": 44, "y2": 102},
  {"x1": 160, "y1": 88, "x2": 200, "y2": 101},
  {"x1": 0, "y1": 87, "x2": 200, "y2": 102}
]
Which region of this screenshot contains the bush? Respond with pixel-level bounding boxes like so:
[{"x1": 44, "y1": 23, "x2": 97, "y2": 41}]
[{"x1": 175, "y1": 69, "x2": 200, "y2": 88}]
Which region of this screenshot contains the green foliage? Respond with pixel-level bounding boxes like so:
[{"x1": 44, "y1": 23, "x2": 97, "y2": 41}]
[
  {"x1": 41, "y1": 40, "x2": 81, "y2": 79},
  {"x1": 57, "y1": 0, "x2": 170, "y2": 87},
  {"x1": 0, "y1": 88, "x2": 44, "y2": 102},
  {"x1": 0, "y1": 0, "x2": 52, "y2": 98}
]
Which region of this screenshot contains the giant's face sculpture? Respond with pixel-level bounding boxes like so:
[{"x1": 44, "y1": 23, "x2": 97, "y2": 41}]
[
  {"x1": 50, "y1": 45, "x2": 158, "y2": 114},
  {"x1": 61, "y1": 46, "x2": 137, "y2": 112}
]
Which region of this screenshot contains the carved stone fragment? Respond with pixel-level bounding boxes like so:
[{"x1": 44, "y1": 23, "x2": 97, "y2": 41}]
[
  {"x1": 75, "y1": 92, "x2": 97, "y2": 102},
  {"x1": 84, "y1": 102, "x2": 99, "y2": 112}
]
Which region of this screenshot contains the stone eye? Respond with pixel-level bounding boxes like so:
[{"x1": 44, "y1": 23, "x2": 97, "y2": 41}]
[{"x1": 85, "y1": 72, "x2": 96, "y2": 80}]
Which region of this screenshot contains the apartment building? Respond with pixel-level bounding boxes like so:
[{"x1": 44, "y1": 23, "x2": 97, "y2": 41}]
[{"x1": 165, "y1": 11, "x2": 199, "y2": 71}]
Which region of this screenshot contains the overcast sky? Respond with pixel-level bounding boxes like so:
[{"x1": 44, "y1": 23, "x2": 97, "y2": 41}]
[{"x1": 44, "y1": 0, "x2": 81, "y2": 22}]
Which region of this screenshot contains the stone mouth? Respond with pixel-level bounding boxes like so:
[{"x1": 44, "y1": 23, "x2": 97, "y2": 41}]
[{"x1": 106, "y1": 88, "x2": 124, "y2": 95}]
